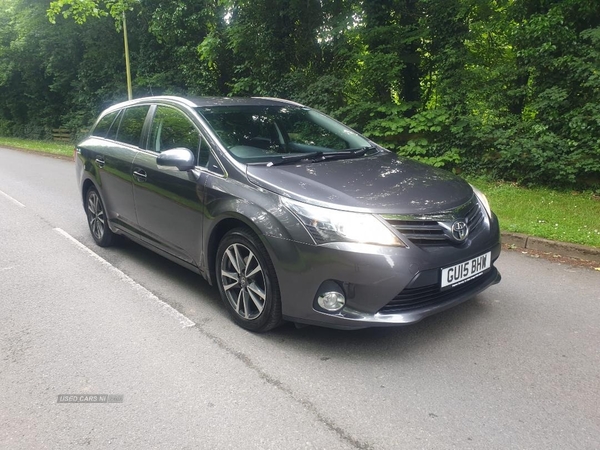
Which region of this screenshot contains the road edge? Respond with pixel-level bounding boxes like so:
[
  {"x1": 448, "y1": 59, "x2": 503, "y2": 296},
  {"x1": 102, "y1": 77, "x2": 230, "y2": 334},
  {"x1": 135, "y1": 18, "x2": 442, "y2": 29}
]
[
  {"x1": 0, "y1": 143, "x2": 72, "y2": 160},
  {"x1": 502, "y1": 232, "x2": 600, "y2": 264},
  {"x1": 2, "y1": 144, "x2": 598, "y2": 263}
]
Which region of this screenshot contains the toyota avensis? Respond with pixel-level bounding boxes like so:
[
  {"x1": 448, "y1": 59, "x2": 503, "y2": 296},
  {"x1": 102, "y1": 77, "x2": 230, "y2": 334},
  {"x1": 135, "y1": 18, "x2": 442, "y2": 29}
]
[{"x1": 76, "y1": 96, "x2": 501, "y2": 331}]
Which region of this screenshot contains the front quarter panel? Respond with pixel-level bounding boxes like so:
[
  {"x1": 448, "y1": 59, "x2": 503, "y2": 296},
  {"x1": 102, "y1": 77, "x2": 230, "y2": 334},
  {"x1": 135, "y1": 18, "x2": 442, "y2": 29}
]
[{"x1": 202, "y1": 173, "x2": 314, "y2": 282}]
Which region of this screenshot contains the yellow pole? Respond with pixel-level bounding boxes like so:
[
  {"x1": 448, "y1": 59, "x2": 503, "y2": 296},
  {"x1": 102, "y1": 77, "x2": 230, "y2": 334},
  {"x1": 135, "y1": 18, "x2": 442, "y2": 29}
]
[{"x1": 123, "y1": 11, "x2": 133, "y2": 100}]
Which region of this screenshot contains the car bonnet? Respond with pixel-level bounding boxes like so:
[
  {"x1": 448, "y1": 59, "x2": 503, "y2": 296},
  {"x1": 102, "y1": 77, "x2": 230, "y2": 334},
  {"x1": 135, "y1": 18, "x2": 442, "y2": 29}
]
[{"x1": 245, "y1": 151, "x2": 474, "y2": 215}]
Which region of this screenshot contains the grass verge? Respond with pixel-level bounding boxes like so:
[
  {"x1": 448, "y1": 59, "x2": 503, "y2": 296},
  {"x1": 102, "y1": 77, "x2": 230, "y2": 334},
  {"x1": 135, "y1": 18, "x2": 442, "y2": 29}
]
[
  {"x1": 468, "y1": 177, "x2": 600, "y2": 248},
  {"x1": 0, "y1": 137, "x2": 73, "y2": 158},
  {"x1": 1, "y1": 138, "x2": 597, "y2": 248}
]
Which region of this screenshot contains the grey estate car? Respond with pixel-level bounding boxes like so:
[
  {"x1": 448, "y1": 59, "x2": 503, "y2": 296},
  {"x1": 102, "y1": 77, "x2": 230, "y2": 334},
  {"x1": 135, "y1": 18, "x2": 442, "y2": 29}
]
[{"x1": 76, "y1": 96, "x2": 501, "y2": 331}]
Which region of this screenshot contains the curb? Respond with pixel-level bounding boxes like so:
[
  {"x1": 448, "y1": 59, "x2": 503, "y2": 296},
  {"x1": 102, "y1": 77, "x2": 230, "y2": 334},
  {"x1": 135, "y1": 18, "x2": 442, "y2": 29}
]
[
  {"x1": 2, "y1": 146, "x2": 599, "y2": 264},
  {"x1": 501, "y1": 232, "x2": 600, "y2": 264}
]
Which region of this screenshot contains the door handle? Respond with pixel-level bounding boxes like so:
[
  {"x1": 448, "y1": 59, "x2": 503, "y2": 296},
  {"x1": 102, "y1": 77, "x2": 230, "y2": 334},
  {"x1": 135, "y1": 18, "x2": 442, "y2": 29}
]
[
  {"x1": 95, "y1": 156, "x2": 105, "y2": 168},
  {"x1": 133, "y1": 169, "x2": 147, "y2": 182}
]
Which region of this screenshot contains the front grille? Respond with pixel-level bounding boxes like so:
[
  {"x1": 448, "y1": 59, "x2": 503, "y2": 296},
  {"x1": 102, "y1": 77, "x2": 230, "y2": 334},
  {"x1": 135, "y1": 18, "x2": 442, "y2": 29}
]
[
  {"x1": 378, "y1": 268, "x2": 497, "y2": 315},
  {"x1": 388, "y1": 219, "x2": 446, "y2": 245},
  {"x1": 383, "y1": 198, "x2": 485, "y2": 247}
]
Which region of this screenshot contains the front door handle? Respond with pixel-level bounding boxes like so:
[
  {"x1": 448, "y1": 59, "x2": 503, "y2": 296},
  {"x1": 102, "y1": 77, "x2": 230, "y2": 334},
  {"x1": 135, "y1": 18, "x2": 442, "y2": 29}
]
[
  {"x1": 133, "y1": 169, "x2": 147, "y2": 182},
  {"x1": 95, "y1": 156, "x2": 105, "y2": 168}
]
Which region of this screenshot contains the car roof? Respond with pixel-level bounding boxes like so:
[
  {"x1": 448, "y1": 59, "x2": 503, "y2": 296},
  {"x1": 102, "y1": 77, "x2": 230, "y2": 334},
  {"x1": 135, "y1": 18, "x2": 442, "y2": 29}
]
[{"x1": 102, "y1": 95, "x2": 305, "y2": 114}]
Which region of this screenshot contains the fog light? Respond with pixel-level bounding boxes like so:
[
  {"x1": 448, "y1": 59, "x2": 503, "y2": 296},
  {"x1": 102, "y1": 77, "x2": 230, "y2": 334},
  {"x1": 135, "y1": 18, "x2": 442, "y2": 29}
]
[{"x1": 317, "y1": 291, "x2": 346, "y2": 312}]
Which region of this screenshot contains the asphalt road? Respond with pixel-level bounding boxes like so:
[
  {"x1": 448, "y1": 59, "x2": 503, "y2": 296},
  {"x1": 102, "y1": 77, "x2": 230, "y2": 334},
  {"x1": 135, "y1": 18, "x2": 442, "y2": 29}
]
[{"x1": 1, "y1": 147, "x2": 598, "y2": 450}]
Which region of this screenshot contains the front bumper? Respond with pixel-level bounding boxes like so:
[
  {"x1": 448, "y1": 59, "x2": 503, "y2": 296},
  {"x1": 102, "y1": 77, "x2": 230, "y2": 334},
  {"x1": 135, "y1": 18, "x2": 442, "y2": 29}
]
[
  {"x1": 288, "y1": 266, "x2": 500, "y2": 329},
  {"x1": 266, "y1": 232, "x2": 502, "y2": 330}
]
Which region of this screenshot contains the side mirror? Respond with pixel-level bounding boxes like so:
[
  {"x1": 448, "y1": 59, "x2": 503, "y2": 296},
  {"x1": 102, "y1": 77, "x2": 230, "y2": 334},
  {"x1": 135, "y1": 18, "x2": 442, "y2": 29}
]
[{"x1": 156, "y1": 148, "x2": 196, "y2": 171}]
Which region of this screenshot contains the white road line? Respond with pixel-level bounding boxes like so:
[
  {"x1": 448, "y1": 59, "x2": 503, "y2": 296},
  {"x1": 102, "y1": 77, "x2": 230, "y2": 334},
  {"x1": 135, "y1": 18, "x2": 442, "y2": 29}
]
[
  {"x1": 53, "y1": 228, "x2": 196, "y2": 329},
  {"x1": 0, "y1": 189, "x2": 25, "y2": 208}
]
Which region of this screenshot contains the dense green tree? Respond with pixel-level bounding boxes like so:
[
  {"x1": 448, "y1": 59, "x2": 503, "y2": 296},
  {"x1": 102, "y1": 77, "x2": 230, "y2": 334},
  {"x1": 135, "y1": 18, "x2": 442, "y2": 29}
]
[
  {"x1": 461, "y1": 0, "x2": 600, "y2": 186},
  {"x1": 139, "y1": 0, "x2": 228, "y2": 95},
  {"x1": 0, "y1": 0, "x2": 597, "y2": 187},
  {"x1": 0, "y1": 0, "x2": 80, "y2": 136}
]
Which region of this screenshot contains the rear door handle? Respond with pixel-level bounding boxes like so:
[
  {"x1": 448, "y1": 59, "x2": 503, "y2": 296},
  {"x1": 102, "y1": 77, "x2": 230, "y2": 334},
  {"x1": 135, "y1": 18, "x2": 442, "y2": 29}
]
[
  {"x1": 133, "y1": 169, "x2": 147, "y2": 182},
  {"x1": 95, "y1": 156, "x2": 105, "y2": 168}
]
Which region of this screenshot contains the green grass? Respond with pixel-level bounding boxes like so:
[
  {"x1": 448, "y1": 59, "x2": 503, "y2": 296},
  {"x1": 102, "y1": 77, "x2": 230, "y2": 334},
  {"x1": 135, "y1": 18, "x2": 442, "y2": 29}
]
[
  {"x1": 1, "y1": 138, "x2": 598, "y2": 247},
  {"x1": 0, "y1": 137, "x2": 73, "y2": 157},
  {"x1": 468, "y1": 177, "x2": 600, "y2": 248}
]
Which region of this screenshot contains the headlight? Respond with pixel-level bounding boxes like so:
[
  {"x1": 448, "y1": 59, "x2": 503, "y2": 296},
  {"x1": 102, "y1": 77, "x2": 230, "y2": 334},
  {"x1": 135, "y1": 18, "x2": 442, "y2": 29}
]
[
  {"x1": 281, "y1": 197, "x2": 406, "y2": 246},
  {"x1": 471, "y1": 185, "x2": 492, "y2": 219}
]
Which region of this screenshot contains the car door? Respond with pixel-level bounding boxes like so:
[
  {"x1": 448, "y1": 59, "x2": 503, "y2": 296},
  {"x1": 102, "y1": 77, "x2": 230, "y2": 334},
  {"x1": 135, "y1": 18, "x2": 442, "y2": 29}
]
[
  {"x1": 89, "y1": 105, "x2": 150, "y2": 232},
  {"x1": 131, "y1": 105, "x2": 208, "y2": 265}
]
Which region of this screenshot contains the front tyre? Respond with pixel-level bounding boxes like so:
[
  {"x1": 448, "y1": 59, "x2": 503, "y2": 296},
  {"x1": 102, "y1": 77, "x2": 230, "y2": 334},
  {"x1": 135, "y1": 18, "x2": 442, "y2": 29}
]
[
  {"x1": 85, "y1": 187, "x2": 115, "y2": 247},
  {"x1": 216, "y1": 228, "x2": 283, "y2": 332}
]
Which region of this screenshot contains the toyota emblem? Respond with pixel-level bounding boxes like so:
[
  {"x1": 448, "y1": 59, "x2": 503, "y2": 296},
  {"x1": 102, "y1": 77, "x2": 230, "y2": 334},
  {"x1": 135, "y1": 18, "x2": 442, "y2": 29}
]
[{"x1": 451, "y1": 221, "x2": 469, "y2": 242}]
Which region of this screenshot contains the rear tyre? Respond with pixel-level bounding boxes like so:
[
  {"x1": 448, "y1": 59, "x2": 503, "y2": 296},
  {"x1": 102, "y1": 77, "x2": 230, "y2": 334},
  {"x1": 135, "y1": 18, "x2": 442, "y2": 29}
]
[
  {"x1": 216, "y1": 228, "x2": 283, "y2": 332},
  {"x1": 85, "y1": 187, "x2": 115, "y2": 247}
]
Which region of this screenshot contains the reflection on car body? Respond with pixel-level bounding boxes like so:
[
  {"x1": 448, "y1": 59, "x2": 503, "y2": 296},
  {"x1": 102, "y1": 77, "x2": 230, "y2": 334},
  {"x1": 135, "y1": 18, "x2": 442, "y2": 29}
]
[{"x1": 76, "y1": 96, "x2": 501, "y2": 331}]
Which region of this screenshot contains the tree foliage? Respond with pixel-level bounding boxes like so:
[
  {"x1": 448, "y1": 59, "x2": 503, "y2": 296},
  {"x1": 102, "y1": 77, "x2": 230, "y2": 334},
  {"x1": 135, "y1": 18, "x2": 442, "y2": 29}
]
[
  {"x1": 47, "y1": 0, "x2": 137, "y2": 25},
  {"x1": 0, "y1": 0, "x2": 598, "y2": 188}
]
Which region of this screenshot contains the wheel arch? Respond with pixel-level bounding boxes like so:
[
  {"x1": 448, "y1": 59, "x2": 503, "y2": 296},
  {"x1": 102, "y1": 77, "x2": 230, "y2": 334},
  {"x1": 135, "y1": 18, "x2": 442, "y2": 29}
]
[
  {"x1": 81, "y1": 178, "x2": 96, "y2": 206},
  {"x1": 80, "y1": 177, "x2": 117, "y2": 235},
  {"x1": 205, "y1": 215, "x2": 263, "y2": 286},
  {"x1": 203, "y1": 195, "x2": 311, "y2": 286}
]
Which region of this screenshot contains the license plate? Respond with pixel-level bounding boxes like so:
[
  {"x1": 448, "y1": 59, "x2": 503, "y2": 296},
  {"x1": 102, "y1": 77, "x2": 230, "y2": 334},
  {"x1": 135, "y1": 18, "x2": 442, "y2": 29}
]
[{"x1": 441, "y1": 252, "x2": 491, "y2": 289}]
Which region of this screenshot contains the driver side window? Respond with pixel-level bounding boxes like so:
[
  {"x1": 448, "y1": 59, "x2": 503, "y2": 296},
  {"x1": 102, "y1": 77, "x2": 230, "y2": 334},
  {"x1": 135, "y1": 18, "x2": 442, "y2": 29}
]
[{"x1": 149, "y1": 106, "x2": 201, "y2": 160}]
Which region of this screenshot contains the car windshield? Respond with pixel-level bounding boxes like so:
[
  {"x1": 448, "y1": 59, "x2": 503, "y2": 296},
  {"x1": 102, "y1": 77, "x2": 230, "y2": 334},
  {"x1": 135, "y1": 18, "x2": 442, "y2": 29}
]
[{"x1": 196, "y1": 105, "x2": 373, "y2": 164}]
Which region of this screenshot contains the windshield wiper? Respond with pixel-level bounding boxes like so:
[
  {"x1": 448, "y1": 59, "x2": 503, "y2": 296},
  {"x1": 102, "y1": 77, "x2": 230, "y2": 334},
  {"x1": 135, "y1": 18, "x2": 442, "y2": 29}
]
[
  {"x1": 267, "y1": 151, "x2": 323, "y2": 167},
  {"x1": 318, "y1": 145, "x2": 377, "y2": 161},
  {"x1": 266, "y1": 146, "x2": 376, "y2": 167}
]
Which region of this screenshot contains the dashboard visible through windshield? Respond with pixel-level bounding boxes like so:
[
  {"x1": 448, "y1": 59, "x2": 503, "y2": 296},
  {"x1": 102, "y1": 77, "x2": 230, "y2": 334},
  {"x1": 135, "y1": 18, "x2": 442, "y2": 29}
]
[{"x1": 197, "y1": 105, "x2": 373, "y2": 164}]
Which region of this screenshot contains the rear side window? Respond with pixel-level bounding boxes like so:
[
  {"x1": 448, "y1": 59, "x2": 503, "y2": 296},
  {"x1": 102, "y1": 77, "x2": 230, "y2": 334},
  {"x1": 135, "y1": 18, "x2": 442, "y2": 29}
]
[
  {"x1": 116, "y1": 105, "x2": 150, "y2": 147},
  {"x1": 105, "y1": 110, "x2": 122, "y2": 141},
  {"x1": 92, "y1": 111, "x2": 119, "y2": 138}
]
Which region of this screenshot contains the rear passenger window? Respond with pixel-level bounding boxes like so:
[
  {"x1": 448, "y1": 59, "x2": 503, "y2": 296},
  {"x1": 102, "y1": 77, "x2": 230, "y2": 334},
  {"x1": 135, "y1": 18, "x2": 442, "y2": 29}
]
[
  {"x1": 116, "y1": 106, "x2": 150, "y2": 147},
  {"x1": 92, "y1": 111, "x2": 119, "y2": 138},
  {"x1": 105, "y1": 110, "x2": 122, "y2": 141}
]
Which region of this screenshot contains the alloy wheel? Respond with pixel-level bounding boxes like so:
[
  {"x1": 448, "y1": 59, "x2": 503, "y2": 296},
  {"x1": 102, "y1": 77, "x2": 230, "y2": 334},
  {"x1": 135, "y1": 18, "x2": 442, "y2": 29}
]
[
  {"x1": 87, "y1": 191, "x2": 105, "y2": 241},
  {"x1": 220, "y1": 243, "x2": 267, "y2": 320}
]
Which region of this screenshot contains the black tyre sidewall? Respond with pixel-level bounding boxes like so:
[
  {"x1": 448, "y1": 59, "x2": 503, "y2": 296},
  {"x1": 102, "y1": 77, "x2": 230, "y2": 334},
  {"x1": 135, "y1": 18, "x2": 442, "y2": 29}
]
[{"x1": 216, "y1": 229, "x2": 282, "y2": 332}]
